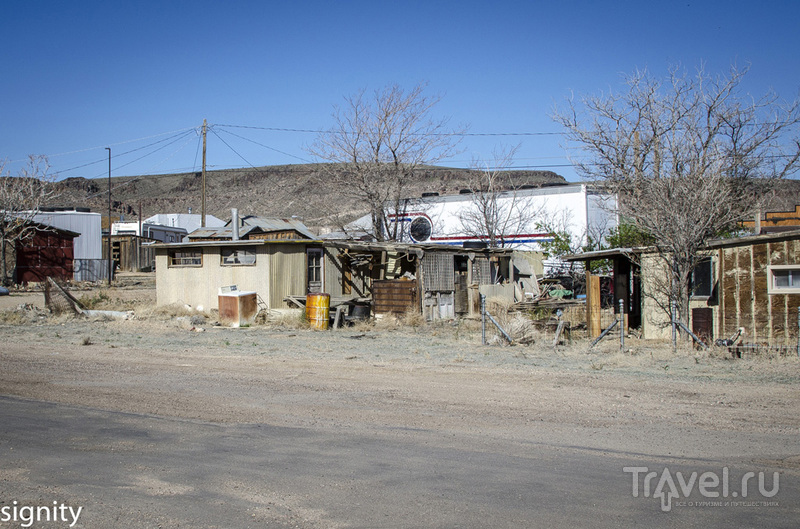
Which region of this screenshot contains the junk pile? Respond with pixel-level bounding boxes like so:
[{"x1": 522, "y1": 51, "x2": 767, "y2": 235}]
[{"x1": 44, "y1": 277, "x2": 133, "y2": 320}]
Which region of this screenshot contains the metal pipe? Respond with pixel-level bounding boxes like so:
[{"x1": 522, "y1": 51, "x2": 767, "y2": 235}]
[
  {"x1": 232, "y1": 208, "x2": 240, "y2": 241},
  {"x1": 481, "y1": 294, "x2": 486, "y2": 345},
  {"x1": 670, "y1": 299, "x2": 677, "y2": 351}
]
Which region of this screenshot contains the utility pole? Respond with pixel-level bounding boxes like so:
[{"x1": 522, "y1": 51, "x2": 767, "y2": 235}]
[
  {"x1": 105, "y1": 147, "x2": 112, "y2": 286},
  {"x1": 201, "y1": 119, "x2": 207, "y2": 228}
]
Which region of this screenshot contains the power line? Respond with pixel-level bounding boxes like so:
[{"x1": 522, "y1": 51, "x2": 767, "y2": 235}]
[
  {"x1": 215, "y1": 123, "x2": 564, "y2": 137},
  {"x1": 54, "y1": 129, "x2": 197, "y2": 177},
  {"x1": 9, "y1": 126, "x2": 199, "y2": 164},
  {"x1": 82, "y1": 132, "x2": 201, "y2": 200},
  {"x1": 215, "y1": 127, "x2": 311, "y2": 163},
  {"x1": 210, "y1": 128, "x2": 255, "y2": 168}
]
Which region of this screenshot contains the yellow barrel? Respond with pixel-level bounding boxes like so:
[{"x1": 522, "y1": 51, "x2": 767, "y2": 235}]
[{"x1": 306, "y1": 293, "x2": 330, "y2": 330}]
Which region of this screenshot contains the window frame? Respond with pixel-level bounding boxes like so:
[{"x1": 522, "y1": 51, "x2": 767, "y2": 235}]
[
  {"x1": 307, "y1": 247, "x2": 323, "y2": 293},
  {"x1": 220, "y1": 248, "x2": 257, "y2": 266},
  {"x1": 168, "y1": 249, "x2": 203, "y2": 267},
  {"x1": 690, "y1": 257, "x2": 714, "y2": 299},
  {"x1": 767, "y1": 265, "x2": 800, "y2": 294}
]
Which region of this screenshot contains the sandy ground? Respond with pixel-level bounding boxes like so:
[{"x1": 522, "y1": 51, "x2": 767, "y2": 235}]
[{"x1": 1, "y1": 279, "x2": 799, "y2": 470}]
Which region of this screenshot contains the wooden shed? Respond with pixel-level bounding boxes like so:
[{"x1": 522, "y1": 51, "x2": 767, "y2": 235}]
[
  {"x1": 707, "y1": 229, "x2": 800, "y2": 347},
  {"x1": 14, "y1": 223, "x2": 78, "y2": 283},
  {"x1": 566, "y1": 230, "x2": 800, "y2": 347}
]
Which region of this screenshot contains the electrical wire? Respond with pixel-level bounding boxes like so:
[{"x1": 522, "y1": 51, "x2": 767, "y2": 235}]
[
  {"x1": 215, "y1": 123, "x2": 563, "y2": 137},
  {"x1": 215, "y1": 127, "x2": 311, "y2": 163},
  {"x1": 54, "y1": 129, "x2": 198, "y2": 177},
  {"x1": 210, "y1": 128, "x2": 255, "y2": 168},
  {"x1": 8, "y1": 126, "x2": 199, "y2": 164}
]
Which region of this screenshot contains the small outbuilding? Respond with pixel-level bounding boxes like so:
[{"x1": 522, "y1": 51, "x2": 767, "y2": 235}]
[
  {"x1": 14, "y1": 222, "x2": 79, "y2": 283},
  {"x1": 153, "y1": 237, "x2": 536, "y2": 321},
  {"x1": 566, "y1": 229, "x2": 800, "y2": 349}
]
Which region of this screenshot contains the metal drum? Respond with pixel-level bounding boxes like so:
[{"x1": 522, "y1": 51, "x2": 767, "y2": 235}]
[{"x1": 306, "y1": 293, "x2": 330, "y2": 330}]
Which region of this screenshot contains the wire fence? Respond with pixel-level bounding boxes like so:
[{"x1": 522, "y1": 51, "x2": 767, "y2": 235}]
[{"x1": 719, "y1": 313, "x2": 800, "y2": 357}]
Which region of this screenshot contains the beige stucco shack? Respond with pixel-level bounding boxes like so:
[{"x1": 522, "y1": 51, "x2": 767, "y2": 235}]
[{"x1": 153, "y1": 238, "x2": 539, "y2": 320}]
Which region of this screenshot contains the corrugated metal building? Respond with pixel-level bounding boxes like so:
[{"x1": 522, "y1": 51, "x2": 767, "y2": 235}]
[{"x1": 31, "y1": 209, "x2": 102, "y2": 259}]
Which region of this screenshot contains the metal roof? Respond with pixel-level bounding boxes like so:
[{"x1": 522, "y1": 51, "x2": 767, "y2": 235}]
[
  {"x1": 563, "y1": 247, "x2": 652, "y2": 262},
  {"x1": 704, "y1": 228, "x2": 800, "y2": 249},
  {"x1": 152, "y1": 238, "x2": 513, "y2": 255},
  {"x1": 565, "y1": 229, "x2": 800, "y2": 261},
  {"x1": 226, "y1": 216, "x2": 316, "y2": 239},
  {"x1": 185, "y1": 225, "x2": 263, "y2": 240}
]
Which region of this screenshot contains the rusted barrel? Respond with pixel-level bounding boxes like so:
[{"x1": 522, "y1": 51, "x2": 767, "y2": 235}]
[{"x1": 306, "y1": 293, "x2": 330, "y2": 330}]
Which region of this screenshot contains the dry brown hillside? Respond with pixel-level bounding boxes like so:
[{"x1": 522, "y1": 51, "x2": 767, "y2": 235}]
[
  {"x1": 51, "y1": 164, "x2": 567, "y2": 232},
  {"x1": 48, "y1": 165, "x2": 800, "y2": 233}
]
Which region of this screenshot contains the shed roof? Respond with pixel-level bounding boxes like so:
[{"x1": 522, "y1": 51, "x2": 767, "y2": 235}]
[
  {"x1": 185, "y1": 225, "x2": 265, "y2": 240},
  {"x1": 704, "y1": 228, "x2": 800, "y2": 249},
  {"x1": 227, "y1": 216, "x2": 316, "y2": 239},
  {"x1": 152, "y1": 238, "x2": 514, "y2": 256},
  {"x1": 564, "y1": 228, "x2": 800, "y2": 262},
  {"x1": 563, "y1": 247, "x2": 652, "y2": 262}
]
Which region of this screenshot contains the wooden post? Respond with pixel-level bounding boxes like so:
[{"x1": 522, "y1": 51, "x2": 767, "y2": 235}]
[
  {"x1": 137, "y1": 201, "x2": 142, "y2": 271},
  {"x1": 586, "y1": 271, "x2": 601, "y2": 338}
]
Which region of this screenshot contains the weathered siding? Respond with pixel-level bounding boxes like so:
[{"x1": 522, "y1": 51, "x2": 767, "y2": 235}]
[
  {"x1": 266, "y1": 244, "x2": 306, "y2": 309},
  {"x1": 718, "y1": 239, "x2": 800, "y2": 345},
  {"x1": 15, "y1": 230, "x2": 75, "y2": 283},
  {"x1": 322, "y1": 248, "x2": 373, "y2": 299}
]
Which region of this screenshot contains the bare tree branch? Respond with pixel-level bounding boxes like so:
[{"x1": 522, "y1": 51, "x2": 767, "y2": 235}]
[
  {"x1": 308, "y1": 83, "x2": 464, "y2": 241},
  {"x1": 553, "y1": 63, "x2": 800, "y2": 330},
  {"x1": 0, "y1": 155, "x2": 60, "y2": 284}
]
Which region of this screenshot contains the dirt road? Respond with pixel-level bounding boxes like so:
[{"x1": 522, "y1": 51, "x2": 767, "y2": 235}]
[{"x1": 1, "y1": 304, "x2": 799, "y2": 526}]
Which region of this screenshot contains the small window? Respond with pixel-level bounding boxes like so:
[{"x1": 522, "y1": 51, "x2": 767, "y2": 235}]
[
  {"x1": 307, "y1": 248, "x2": 323, "y2": 293},
  {"x1": 690, "y1": 257, "x2": 713, "y2": 298},
  {"x1": 169, "y1": 250, "x2": 202, "y2": 267},
  {"x1": 768, "y1": 265, "x2": 800, "y2": 294},
  {"x1": 221, "y1": 248, "x2": 256, "y2": 266}
]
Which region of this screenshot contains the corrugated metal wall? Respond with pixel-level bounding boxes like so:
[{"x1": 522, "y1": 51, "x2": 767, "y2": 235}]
[
  {"x1": 33, "y1": 211, "x2": 103, "y2": 259},
  {"x1": 74, "y1": 259, "x2": 111, "y2": 282},
  {"x1": 266, "y1": 244, "x2": 306, "y2": 308}
]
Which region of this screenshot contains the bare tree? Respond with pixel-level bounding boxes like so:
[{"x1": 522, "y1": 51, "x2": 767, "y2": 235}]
[
  {"x1": 309, "y1": 83, "x2": 463, "y2": 241},
  {"x1": 455, "y1": 146, "x2": 545, "y2": 247},
  {"x1": 0, "y1": 155, "x2": 59, "y2": 284},
  {"x1": 554, "y1": 63, "x2": 800, "y2": 330}
]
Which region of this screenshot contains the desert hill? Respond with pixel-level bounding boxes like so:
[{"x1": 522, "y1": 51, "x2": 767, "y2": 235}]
[{"x1": 53, "y1": 164, "x2": 568, "y2": 231}]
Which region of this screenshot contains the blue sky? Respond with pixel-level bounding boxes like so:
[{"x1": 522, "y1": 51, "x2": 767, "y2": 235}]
[{"x1": 2, "y1": 1, "x2": 799, "y2": 182}]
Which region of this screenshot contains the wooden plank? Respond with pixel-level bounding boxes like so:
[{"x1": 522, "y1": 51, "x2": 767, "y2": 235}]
[{"x1": 586, "y1": 273, "x2": 601, "y2": 338}]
